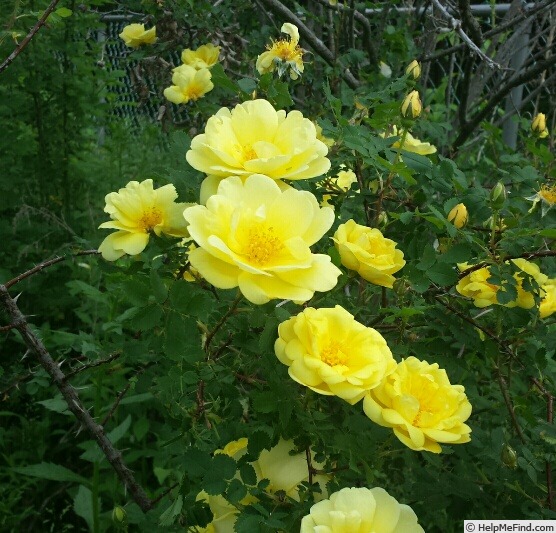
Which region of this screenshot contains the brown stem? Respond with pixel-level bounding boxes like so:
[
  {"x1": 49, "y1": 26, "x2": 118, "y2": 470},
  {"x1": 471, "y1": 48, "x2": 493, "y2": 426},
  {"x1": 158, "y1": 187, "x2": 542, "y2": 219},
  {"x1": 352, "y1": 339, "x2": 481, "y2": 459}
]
[
  {"x1": 0, "y1": 0, "x2": 61, "y2": 74},
  {"x1": 497, "y1": 372, "x2": 526, "y2": 444},
  {"x1": 4, "y1": 250, "x2": 100, "y2": 289},
  {"x1": 63, "y1": 352, "x2": 122, "y2": 381},
  {"x1": 305, "y1": 447, "x2": 314, "y2": 486},
  {"x1": 205, "y1": 293, "x2": 243, "y2": 353},
  {"x1": 0, "y1": 283, "x2": 153, "y2": 512}
]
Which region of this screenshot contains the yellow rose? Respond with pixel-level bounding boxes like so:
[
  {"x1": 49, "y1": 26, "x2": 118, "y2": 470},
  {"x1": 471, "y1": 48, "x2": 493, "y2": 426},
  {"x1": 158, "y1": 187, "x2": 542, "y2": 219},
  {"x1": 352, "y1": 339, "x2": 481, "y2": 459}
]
[
  {"x1": 526, "y1": 183, "x2": 556, "y2": 217},
  {"x1": 405, "y1": 59, "x2": 421, "y2": 80},
  {"x1": 275, "y1": 305, "x2": 396, "y2": 404},
  {"x1": 401, "y1": 90, "x2": 422, "y2": 119},
  {"x1": 456, "y1": 265, "x2": 498, "y2": 308},
  {"x1": 164, "y1": 65, "x2": 213, "y2": 104},
  {"x1": 363, "y1": 356, "x2": 472, "y2": 453},
  {"x1": 98, "y1": 180, "x2": 191, "y2": 261},
  {"x1": 540, "y1": 279, "x2": 556, "y2": 319},
  {"x1": 118, "y1": 23, "x2": 157, "y2": 48},
  {"x1": 181, "y1": 43, "x2": 221, "y2": 69},
  {"x1": 447, "y1": 203, "x2": 468, "y2": 229},
  {"x1": 256, "y1": 23, "x2": 304, "y2": 80},
  {"x1": 183, "y1": 175, "x2": 341, "y2": 304},
  {"x1": 511, "y1": 258, "x2": 548, "y2": 309},
  {"x1": 332, "y1": 219, "x2": 405, "y2": 288},
  {"x1": 186, "y1": 99, "x2": 330, "y2": 180},
  {"x1": 380, "y1": 126, "x2": 436, "y2": 155},
  {"x1": 300, "y1": 486, "x2": 424, "y2": 533},
  {"x1": 531, "y1": 112, "x2": 549, "y2": 139}
]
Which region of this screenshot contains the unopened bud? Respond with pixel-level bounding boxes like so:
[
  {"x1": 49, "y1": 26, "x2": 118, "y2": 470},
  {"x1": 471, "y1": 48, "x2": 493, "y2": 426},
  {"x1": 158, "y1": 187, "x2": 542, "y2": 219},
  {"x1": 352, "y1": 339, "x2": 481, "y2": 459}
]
[
  {"x1": 501, "y1": 444, "x2": 518, "y2": 469},
  {"x1": 490, "y1": 182, "x2": 507, "y2": 210},
  {"x1": 447, "y1": 203, "x2": 468, "y2": 229},
  {"x1": 531, "y1": 113, "x2": 548, "y2": 139},
  {"x1": 377, "y1": 211, "x2": 388, "y2": 226},
  {"x1": 405, "y1": 60, "x2": 421, "y2": 80},
  {"x1": 393, "y1": 278, "x2": 410, "y2": 297},
  {"x1": 112, "y1": 506, "x2": 127, "y2": 523},
  {"x1": 401, "y1": 90, "x2": 422, "y2": 119}
]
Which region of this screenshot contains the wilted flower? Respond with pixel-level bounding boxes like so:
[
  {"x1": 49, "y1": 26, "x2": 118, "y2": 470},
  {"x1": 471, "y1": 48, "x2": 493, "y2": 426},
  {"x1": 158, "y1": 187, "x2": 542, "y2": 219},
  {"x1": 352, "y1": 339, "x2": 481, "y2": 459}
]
[
  {"x1": 183, "y1": 175, "x2": 341, "y2": 304},
  {"x1": 275, "y1": 305, "x2": 396, "y2": 404},
  {"x1": 118, "y1": 23, "x2": 156, "y2": 48},
  {"x1": 447, "y1": 203, "x2": 468, "y2": 229},
  {"x1": 181, "y1": 43, "x2": 221, "y2": 69},
  {"x1": 401, "y1": 90, "x2": 422, "y2": 119},
  {"x1": 540, "y1": 279, "x2": 556, "y2": 319},
  {"x1": 379, "y1": 61, "x2": 392, "y2": 78},
  {"x1": 300, "y1": 486, "x2": 424, "y2": 533},
  {"x1": 380, "y1": 126, "x2": 436, "y2": 155},
  {"x1": 527, "y1": 183, "x2": 556, "y2": 216},
  {"x1": 98, "y1": 180, "x2": 191, "y2": 261},
  {"x1": 531, "y1": 113, "x2": 549, "y2": 138},
  {"x1": 186, "y1": 99, "x2": 330, "y2": 180},
  {"x1": 256, "y1": 23, "x2": 305, "y2": 80},
  {"x1": 164, "y1": 65, "x2": 213, "y2": 104},
  {"x1": 406, "y1": 59, "x2": 421, "y2": 80},
  {"x1": 333, "y1": 219, "x2": 406, "y2": 288},
  {"x1": 363, "y1": 356, "x2": 472, "y2": 453}
]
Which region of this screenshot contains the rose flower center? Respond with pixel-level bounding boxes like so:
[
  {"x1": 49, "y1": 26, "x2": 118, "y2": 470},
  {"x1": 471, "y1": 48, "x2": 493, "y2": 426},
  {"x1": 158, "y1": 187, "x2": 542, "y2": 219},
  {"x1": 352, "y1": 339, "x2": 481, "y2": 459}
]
[
  {"x1": 243, "y1": 225, "x2": 283, "y2": 267},
  {"x1": 139, "y1": 207, "x2": 163, "y2": 232},
  {"x1": 320, "y1": 340, "x2": 347, "y2": 367}
]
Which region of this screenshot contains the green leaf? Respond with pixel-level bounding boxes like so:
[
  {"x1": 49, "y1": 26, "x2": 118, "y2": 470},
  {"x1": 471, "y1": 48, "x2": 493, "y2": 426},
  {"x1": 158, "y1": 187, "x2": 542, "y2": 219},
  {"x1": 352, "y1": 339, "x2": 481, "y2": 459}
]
[
  {"x1": 426, "y1": 263, "x2": 458, "y2": 285},
  {"x1": 164, "y1": 311, "x2": 202, "y2": 362},
  {"x1": 240, "y1": 463, "x2": 257, "y2": 485},
  {"x1": 159, "y1": 495, "x2": 183, "y2": 527},
  {"x1": 73, "y1": 485, "x2": 94, "y2": 531},
  {"x1": 438, "y1": 243, "x2": 473, "y2": 264},
  {"x1": 130, "y1": 304, "x2": 163, "y2": 331},
  {"x1": 37, "y1": 395, "x2": 70, "y2": 415},
  {"x1": 80, "y1": 415, "x2": 132, "y2": 462},
  {"x1": 13, "y1": 462, "x2": 89, "y2": 486},
  {"x1": 55, "y1": 7, "x2": 72, "y2": 17},
  {"x1": 210, "y1": 63, "x2": 238, "y2": 94},
  {"x1": 247, "y1": 430, "x2": 272, "y2": 457},
  {"x1": 238, "y1": 78, "x2": 257, "y2": 94},
  {"x1": 150, "y1": 269, "x2": 168, "y2": 304},
  {"x1": 253, "y1": 391, "x2": 277, "y2": 414}
]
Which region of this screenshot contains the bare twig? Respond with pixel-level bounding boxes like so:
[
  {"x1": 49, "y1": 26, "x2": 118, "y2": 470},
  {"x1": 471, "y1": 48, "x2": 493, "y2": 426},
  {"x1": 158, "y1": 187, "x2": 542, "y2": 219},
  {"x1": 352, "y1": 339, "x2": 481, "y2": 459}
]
[
  {"x1": 0, "y1": 0, "x2": 61, "y2": 74},
  {"x1": 430, "y1": 0, "x2": 501, "y2": 69},
  {"x1": 498, "y1": 372, "x2": 526, "y2": 444},
  {"x1": 64, "y1": 352, "x2": 122, "y2": 381},
  {"x1": 150, "y1": 482, "x2": 180, "y2": 506},
  {"x1": 0, "y1": 283, "x2": 153, "y2": 512},
  {"x1": 205, "y1": 293, "x2": 243, "y2": 352},
  {"x1": 4, "y1": 250, "x2": 100, "y2": 289}
]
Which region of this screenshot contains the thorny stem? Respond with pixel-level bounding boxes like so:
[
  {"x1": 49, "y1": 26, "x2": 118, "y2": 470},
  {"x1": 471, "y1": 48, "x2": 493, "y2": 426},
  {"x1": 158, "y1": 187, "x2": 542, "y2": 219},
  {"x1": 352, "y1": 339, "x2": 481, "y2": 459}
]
[
  {"x1": 205, "y1": 292, "x2": 243, "y2": 353},
  {"x1": 497, "y1": 372, "x2": 526, "y2": 444},
  {"x1": 0, "y1": 283, "x2": 153, "y2": 512}
]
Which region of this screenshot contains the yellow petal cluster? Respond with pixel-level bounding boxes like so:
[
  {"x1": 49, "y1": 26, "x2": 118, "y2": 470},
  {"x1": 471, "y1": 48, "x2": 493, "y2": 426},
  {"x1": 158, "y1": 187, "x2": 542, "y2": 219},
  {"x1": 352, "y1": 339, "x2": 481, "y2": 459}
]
[
  {"x1": 447, "y1": 203, "x2": 468, "y2": 229},
  {"x1": 181, "y1": 43, "x2": 221, "y2": 69},
  {"x1": 164, "y1": 65, "x2": 214, "y2": 104},
  {"x1": 401, "y1": 90, "x2": 422, "y2": 119},
  {"x1": 197, "y1": 438, "x2": 325, "y2": 532},
  {"x1": 300, "y1": 486, "x2": 424, "y2": 533},
  {"x1": 333, "y1": 219, "x2": 406, "y2": 288},
  {"x1": 118, "y1": 24, "x2": 157, "y2": 48},
  {"x1": 186, "y1": 99, "x2": 330, "y2": 180},
  {"x1": 363, "y1": 357, "x2": 472, "y2": 453},
  {"x1": 381, "y1": 126, "x2": 437, "y2": 155},
  {"x1": 531, "y1": 113, "x2": 549, "y2": 138},
  {"x1": 540, "y1": 279, "x2": 556, "y2": 319},
  {"x1": 98, "y1": 180, "x2": 191, "y2": 261},
  {"x1": 256, "y1": 23, "x2": 304, "y2": 80},
  {"x1": 275, "y1": 305, "x2": 396, "y2": 404},
  {"x1": 183, "y1": 174, "x2": 341, "y2": 304},
  {"x1": 406, "y1": 59, "x2": 421, "y2": 80},
  {"x1": 457, "y1": 260, "x2": 548, "y2": 309}
]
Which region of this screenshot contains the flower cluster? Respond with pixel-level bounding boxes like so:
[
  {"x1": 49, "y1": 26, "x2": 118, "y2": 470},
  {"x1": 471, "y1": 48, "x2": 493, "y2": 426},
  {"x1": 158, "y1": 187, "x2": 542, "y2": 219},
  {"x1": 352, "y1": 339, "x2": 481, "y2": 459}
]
[{"x1": 164, "y1": 43, "x2": 220, "y2": 105}]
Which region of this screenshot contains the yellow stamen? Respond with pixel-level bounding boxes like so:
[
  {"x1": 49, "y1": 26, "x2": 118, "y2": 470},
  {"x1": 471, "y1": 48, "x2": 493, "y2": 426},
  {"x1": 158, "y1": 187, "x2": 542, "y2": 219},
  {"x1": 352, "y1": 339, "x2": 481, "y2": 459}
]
[
  {"x1": 243, "y1": 226, "x2": 283, "y2": 266},
  {"x1": 320, "y1": 340, "x2": 347, "y2": 367},
  {"x1": 139, "y1": 208, "x2": 162, "y2": 231},
  {"x1": 539, "y1": 184, "x2": 556, "y2": 205}
]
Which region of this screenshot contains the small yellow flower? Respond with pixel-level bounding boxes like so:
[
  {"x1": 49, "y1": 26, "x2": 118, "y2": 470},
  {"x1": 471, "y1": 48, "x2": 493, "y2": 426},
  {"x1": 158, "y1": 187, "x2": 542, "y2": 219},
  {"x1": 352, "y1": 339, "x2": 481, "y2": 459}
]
[
  {"x1": 300, "y1": 487, "x2": 425, "y2": 533},
  {"x1": 512, "y1": 258, "x2": 548, "y2": 309},
  {"x1": 275, "y1": 305, "x2": 396, "y2": 405},
  {"x1": 401, "y1": 90, "x2": 422, "y2": 119},
  {"x1": 256, "y1": 23, "x2": 305, "y2": 80},
  {"x1": 163, "y1": 65, "x2": 214, "y2": 104},
  {"x1": 333, "y1": 219, "x2": 406, "y2": 288},
  {"x1": 186, "y1": 99, "x2": 330, "y2": 180},
  {"x1": 406, "y1": 59, "x2": 421, "y2": 80},
  {"x1": 531, "y1": 112, "x2": 549, "y2": 138},
  {"x1": 118, "y1": 23, "x2": 157, "y2": 48},
  {"x1": 314, "y1": 122, "x2": 335, "y2": 148},
  {"x1": 447, "y1": 203, "x2": 468, "y2": 229},
  {"x1": 183, "y1": 175, "x2": 341, "y2": 304},
  {"x1": 181, "y1": 43, "x2": 221, "y2": 69},
  {"x1": 527, "y1": 183, "x2": 556, "y2": 216},
  {"x1": 380, "y1": 126, "x2": 436, "y2": 155},
  {"x1": 540, "y1": 279, "x2": 556, "y2": 319},
  {"x1": 363, "y1": 356, "x2": 472, "y2": 453},
  {"x1": 98, "y1": 180, "x2": 191, "y2": 261}
]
